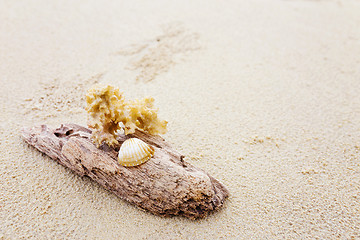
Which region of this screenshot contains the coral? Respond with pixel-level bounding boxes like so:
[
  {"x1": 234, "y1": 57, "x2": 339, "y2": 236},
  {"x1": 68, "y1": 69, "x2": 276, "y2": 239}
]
[
  {"x1": 86, "y1": 85, "x2": 167, "y2": 147},
  {"x1": 124, "y1": 97, "x2": 168, "y2": 135}
]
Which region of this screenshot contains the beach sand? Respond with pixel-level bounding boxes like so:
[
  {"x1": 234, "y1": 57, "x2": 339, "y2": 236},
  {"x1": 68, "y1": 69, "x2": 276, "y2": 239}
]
[{"x1": 1, "y1": 0, "x2": 360, "y2": 238}]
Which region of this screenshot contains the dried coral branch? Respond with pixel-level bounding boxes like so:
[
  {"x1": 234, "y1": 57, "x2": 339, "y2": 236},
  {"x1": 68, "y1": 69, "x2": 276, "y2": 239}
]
[
  {"x1": 86, "y1": 85, "x2": 167, "y2": 147},
  {"x1": 125, "y1": 97, "x2": 168, "y2": 135},
  {"x1": 86, "y1": 85, "x2": 126, "y2": 146}
]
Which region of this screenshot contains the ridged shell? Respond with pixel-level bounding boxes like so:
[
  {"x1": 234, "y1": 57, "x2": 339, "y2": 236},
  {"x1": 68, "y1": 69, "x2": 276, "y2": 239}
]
[{"x1": 118, "y1": 138, "x2": 154, "y2": 167}]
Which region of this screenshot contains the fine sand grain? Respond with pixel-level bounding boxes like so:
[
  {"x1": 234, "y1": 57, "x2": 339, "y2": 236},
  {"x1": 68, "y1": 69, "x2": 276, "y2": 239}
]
[{"x1": 1, "y1": 0, "x2": 360, "y2": 239}]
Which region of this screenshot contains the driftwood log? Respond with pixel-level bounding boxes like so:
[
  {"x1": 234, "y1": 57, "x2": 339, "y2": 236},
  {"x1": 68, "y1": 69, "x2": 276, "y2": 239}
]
[{"x1": 21, "y1": 124, "x2": 229, "y2": 219}]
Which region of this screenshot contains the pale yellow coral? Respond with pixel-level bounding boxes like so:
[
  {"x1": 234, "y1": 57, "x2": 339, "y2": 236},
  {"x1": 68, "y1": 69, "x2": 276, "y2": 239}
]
[
  {"x1": 124, "y1": 97, "x2": 168, "y2": 135},
  {"x1": 86, "y1": 84, "x2": 167, "y2": 147}
]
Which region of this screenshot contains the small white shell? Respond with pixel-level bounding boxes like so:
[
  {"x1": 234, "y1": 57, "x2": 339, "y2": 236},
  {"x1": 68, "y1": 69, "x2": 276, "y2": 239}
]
[{"x1": 118, "y1": 138, "x2": 154, "y2": 167}]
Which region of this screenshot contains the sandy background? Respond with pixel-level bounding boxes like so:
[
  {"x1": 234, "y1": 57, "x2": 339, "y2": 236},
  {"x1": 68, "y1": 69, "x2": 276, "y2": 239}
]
[{"x1": 1, "y1": 0, "x2": 360, "y2": 239}]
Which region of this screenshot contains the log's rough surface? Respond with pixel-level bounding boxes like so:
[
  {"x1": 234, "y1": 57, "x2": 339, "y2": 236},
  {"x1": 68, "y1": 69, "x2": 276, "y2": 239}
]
[{"x1": 21, "y1": 124, "x2": 229, "y2": 219}]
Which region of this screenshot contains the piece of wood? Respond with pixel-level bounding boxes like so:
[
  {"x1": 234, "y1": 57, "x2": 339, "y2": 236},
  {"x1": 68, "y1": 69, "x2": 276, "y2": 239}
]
[{"x1": 21, "y1": 124, "x2": 229, "y2": 219}]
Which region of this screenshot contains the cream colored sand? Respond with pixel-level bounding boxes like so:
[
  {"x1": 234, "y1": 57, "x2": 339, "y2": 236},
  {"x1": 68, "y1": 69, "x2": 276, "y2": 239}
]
[{"x1": 1, "y1": 0, "x2": 360, "y2": 239}]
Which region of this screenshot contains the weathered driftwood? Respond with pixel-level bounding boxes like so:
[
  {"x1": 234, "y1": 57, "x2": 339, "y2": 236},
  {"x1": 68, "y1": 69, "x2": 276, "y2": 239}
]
[{"x1": 21, "y1": 124, "x2": 229, "y2": 219}]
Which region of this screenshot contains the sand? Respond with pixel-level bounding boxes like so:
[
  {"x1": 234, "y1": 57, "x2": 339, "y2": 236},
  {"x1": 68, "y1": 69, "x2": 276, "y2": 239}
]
[{"x1": 1, "y1": 0, "x2": 360, "y2": 239}]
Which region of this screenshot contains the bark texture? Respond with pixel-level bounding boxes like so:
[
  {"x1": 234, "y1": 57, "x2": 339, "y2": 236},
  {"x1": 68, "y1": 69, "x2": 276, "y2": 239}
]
[{"x1": 21, "y1": 124, "x2": 229, "y2": 219}]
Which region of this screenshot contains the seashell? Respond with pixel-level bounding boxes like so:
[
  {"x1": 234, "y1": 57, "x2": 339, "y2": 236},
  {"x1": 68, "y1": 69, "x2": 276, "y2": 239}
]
[{"x1": 118, "y1": 138, "x2": 155, "y2": 167}]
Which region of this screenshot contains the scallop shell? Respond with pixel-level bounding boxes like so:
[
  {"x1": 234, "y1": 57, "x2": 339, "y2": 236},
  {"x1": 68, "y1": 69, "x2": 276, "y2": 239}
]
[{"x1": 118, "y1": 138, "x2": 154, "y2": 167}]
